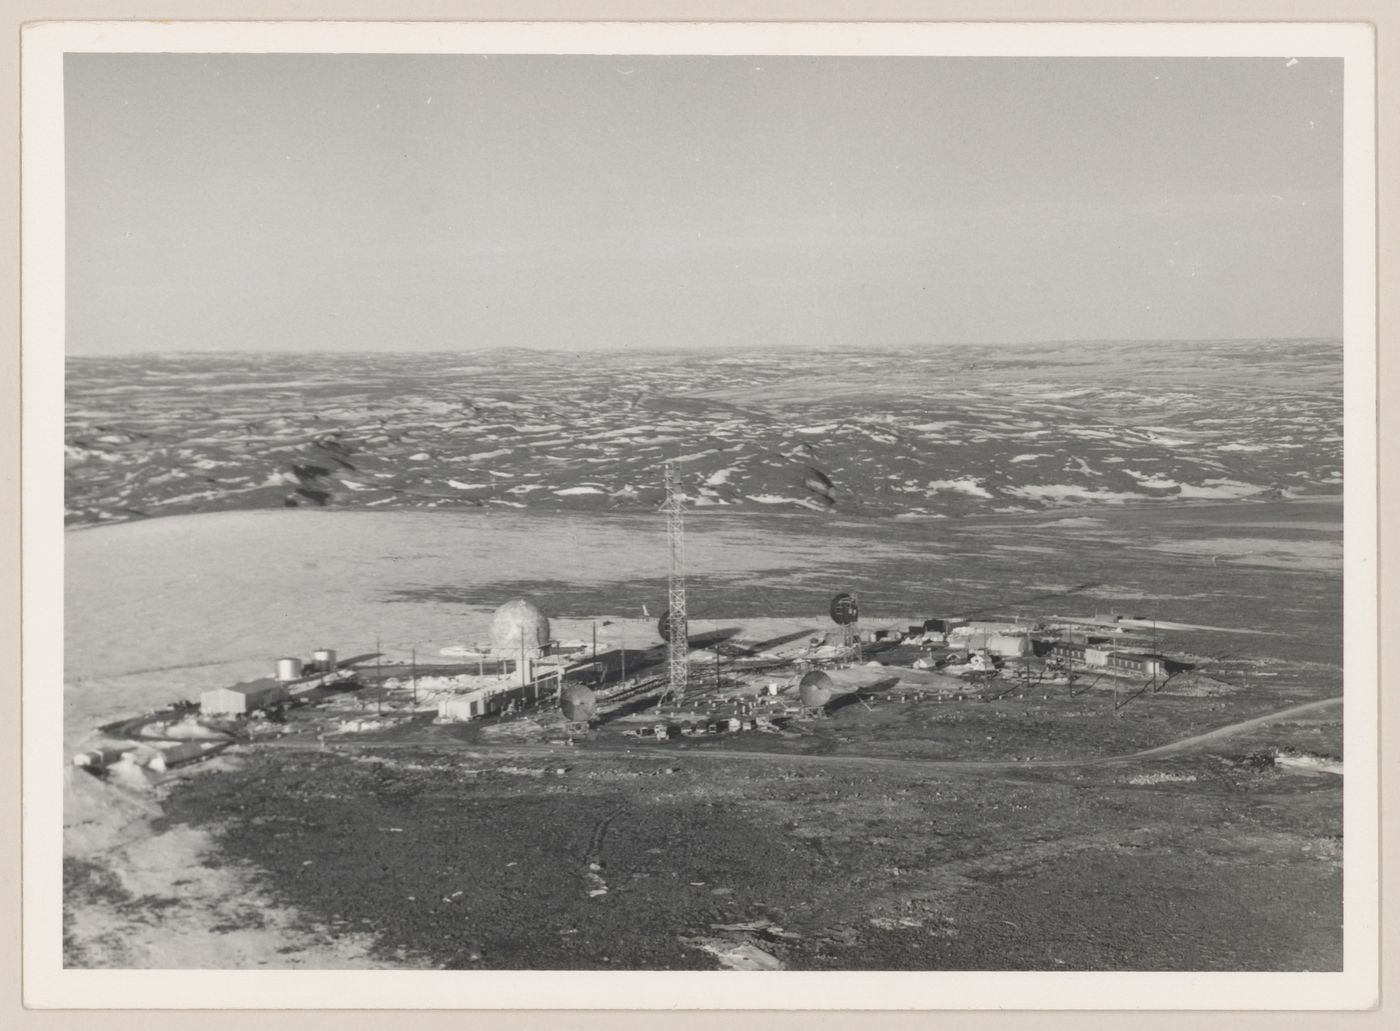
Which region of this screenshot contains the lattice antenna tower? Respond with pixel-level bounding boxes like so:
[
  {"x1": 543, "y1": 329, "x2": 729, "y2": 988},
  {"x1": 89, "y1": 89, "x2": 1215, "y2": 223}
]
[
  {"x1": 846, "y1": 595, "x2": 863, "y2": 663},
  {"x1": 662, "y1": 462, "x2": 689, "y2": 705}
]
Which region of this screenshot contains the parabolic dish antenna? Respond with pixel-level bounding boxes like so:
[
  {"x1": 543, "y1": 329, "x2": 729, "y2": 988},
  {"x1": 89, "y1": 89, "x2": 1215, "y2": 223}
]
[
  {"x1": 657, "y1": 608, "x2": 682, "y2": 642},
  {"x1": 798, "y1": 670, "x2": 836, "y2": 709},
  {"x1": 830, "y1": 592, "x2": 859, "y2": 626},
  {"x1": 559, "y1": 683, "x2": 598, "y2": 723}
]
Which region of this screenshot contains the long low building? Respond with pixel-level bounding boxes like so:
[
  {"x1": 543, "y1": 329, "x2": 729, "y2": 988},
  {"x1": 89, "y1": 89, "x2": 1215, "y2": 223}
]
[
  {"x1": 1107, "y1": 652, "x2": 1169, "y2": 678},
  {"x1": 962, "y1": 631, "x2": 1032, "y2": 657},
  {"x1": 1049, "y1": 642, "x2": 1167, "y2": 679},
  {"x1": 437, "y1": 676, "x2": 552, "y2": 721}
]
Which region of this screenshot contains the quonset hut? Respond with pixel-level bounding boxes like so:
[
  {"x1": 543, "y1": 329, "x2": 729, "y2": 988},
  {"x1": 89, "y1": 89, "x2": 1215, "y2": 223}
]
[{"x1": 798, "y1": 666, "x2": 904, "y2": 711}]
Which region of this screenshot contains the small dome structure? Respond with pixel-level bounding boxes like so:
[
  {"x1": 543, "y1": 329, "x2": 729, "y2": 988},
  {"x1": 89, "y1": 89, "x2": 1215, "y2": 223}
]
[
  {"x1": 490, "y1": 598, "x2": 550, "y2": 655},
  {"x1": 798, "y1": 670, "x2": 835, "y2": 709},
  {"x1": 559, "y1": 683, "x2": 597, "y2": 724}
]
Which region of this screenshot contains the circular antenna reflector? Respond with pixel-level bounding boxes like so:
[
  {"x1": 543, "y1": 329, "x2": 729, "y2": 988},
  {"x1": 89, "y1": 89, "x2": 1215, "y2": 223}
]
[
  {"x1": 830, "y1": 593, "x2": 859, "y2": 626},
  {"x1": 657, "y1": 609, "x2": 682, "y2": 642}
]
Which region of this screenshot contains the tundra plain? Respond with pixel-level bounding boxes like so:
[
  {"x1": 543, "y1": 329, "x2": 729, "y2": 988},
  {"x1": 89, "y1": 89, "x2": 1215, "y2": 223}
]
[{"x1": 62, "y1": 342, "x2": 1345, "y2": 971}]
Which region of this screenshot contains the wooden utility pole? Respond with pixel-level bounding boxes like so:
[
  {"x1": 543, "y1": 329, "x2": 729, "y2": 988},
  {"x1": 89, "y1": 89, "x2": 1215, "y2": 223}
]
[
  {"x1": 1111, "y1": 633, "x2": 1118, "y2": 713},
  {"x1": 1022, "y1": 616, "x2": 1030, "y2": 684},
  {"x1": 1151, "y1": 616, "x2": 1159, "y2": 693}
]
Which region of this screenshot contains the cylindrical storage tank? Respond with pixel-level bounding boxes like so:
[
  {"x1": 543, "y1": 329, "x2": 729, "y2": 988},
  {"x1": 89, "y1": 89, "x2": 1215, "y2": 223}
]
[
  {"x1": 559, "y1": 684, "x2": 597, "y2": 723},
  {"x1": 313, "y1": 648, "x2": 337, "y2": 671},
  {"x1": 275, "y1": 657, "x2": 303, "y2": 682},
  {"x1": 798, "y1": 670, "x2": 835, "y2": 709},
  {"x1": 490, "y1": 598, "x2": 551, "y2": 656}
]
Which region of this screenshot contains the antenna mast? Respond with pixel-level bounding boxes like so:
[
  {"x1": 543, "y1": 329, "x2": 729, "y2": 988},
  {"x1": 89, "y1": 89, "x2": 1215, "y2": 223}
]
[{"x1": 662, "y1": 462, "x2": 688, "y2": 706}]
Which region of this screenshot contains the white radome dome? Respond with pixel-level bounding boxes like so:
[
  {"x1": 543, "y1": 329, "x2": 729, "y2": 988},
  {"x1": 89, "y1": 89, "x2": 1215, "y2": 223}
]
[{"x1": 490, "y1": 598, "x2": 550, "y2": 655}]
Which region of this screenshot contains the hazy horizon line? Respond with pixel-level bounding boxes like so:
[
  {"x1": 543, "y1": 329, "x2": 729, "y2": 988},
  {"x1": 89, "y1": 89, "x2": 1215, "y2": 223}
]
[{"x1": 65, "y1": 336, "x2": 1341, "y2": 360}]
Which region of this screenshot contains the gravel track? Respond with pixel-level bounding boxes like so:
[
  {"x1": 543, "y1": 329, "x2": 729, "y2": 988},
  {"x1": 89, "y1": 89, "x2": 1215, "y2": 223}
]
[{"x1": 263, "y1": 695, "x2": 1341, "y2": 773}]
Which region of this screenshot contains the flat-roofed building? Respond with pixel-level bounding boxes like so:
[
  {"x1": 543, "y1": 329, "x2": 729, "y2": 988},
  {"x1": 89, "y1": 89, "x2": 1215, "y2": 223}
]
[
  {"x1": 1050, "y1": 642, "x2": 1087, "y2": 664},
  {"x1": 1107, "y1": 652, "x2": 1169, "y2": 679}
]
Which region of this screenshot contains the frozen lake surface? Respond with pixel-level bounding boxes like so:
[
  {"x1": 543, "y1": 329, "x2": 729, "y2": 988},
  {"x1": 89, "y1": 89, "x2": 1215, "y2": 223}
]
[{"x1": 64, "y1": 500, "x2": 1342, "y2": 749}]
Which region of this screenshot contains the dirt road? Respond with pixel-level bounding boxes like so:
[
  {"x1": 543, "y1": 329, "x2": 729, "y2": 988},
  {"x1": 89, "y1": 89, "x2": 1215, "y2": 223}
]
[{"x1": 270, "y1": 695, "x2": 1342, "y2": 775}]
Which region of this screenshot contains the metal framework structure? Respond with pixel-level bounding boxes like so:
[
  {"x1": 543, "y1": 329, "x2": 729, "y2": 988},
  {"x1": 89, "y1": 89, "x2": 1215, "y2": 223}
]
[
  {"x1": 662, "y1": 462, "x2": 688, "y2": 705},
  {"x1": 841, "y1": 620, "x2": 862, "y2": 662}
]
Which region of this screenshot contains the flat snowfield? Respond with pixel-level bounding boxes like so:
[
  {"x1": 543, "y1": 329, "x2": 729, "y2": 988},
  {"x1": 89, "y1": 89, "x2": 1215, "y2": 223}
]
[{"x1": 63, "y1": 500, "x2": 1342, "y2": 749}]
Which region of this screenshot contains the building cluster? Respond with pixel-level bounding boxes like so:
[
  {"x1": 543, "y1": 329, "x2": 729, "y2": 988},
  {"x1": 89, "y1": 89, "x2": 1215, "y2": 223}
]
[
  {"x1": 435, "y1": 598, "x2": 592, "y2": 724},
  {"x1": 199, "y1": 647, "x2": 346, "y2": 716},
  {"x1": 191, "y1": 598, "x2": 607, "y2": 728},
  {"x1": 810, "y1": 611, "x2": 1172, "y2": 684},
  {"x1": 184, "y1": 590, "x2": 1177, "y2": 740}
]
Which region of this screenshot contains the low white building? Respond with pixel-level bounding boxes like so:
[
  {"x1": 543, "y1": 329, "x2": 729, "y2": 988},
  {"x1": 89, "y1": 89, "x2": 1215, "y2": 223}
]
[
  {"x1": 436, "y1": 676, "x2": 551, "y2": 722},
  {"x1": 985, "y1": 633, "x2": 1032, "y2": 658},
  {"x1": 437, "y1": 689, "x2": 496, "y2": 721},
  {"x1": 200, "y1": 680, "x2": 289, "y2": 716}
]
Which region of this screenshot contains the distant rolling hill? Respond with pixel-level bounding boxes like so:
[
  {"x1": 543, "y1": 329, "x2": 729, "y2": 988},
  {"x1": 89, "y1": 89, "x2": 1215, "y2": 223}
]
[{"x1": 64, "y1": 340, "x2": 1341, "y2": 526}]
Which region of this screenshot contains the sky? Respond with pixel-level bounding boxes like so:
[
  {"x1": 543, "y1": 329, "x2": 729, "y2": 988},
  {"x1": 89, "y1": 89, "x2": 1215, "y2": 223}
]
[{"x1": 65, "y1": 54, "x2": 1342, "y2": 354}]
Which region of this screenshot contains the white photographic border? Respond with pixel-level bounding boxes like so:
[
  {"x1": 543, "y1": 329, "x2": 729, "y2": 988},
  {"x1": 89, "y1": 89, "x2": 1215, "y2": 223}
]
[{"x1": 20, "y1": 19, "x2": 1379, "y2": 1011}]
